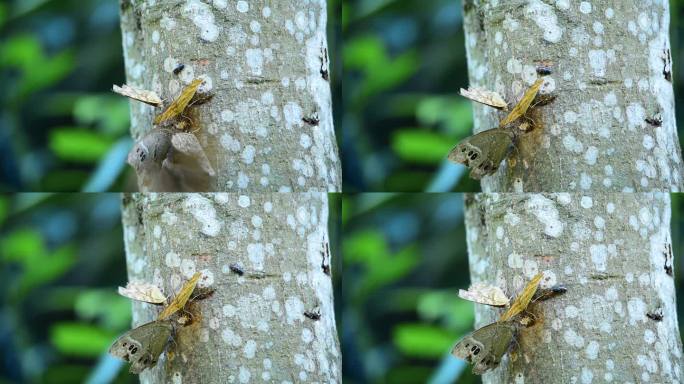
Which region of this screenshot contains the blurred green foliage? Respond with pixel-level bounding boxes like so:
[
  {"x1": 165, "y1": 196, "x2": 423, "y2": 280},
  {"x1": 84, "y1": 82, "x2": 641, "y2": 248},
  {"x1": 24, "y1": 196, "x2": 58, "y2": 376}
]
[
  {"x1": 342, "y1": 194, "x2": 481, "y2": 383},
  {"x1": 0, "y1": 194, "x2": 134, "y2": 383},
  {"x1": 342, "y1": 0, "x2": 479, "y2": 192},
  {"x1": 0, "y1": 0, "x2": 135, "y2": 192}
]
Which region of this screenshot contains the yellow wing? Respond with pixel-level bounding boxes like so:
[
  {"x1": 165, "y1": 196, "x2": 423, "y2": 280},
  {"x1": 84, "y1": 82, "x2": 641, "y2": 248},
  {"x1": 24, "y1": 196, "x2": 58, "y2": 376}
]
[
  {"x1": 154, "y1": 78, "x2": 203, "y2": 125},
  {"x1": 499, "y1": 273, "x2": 542, "y2": 321},
  {"x1": 499, "y1": 78, "x2": 543, "y2": 127},
  {"x1": 157, "y1": 272, "x2": 201, "y2": 320}
]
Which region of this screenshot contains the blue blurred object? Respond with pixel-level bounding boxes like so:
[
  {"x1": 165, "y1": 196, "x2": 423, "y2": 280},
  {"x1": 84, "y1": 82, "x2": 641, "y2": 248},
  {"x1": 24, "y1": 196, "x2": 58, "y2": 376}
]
[
  {"x1": 84, "y1": 354, "x2": 123, "y2": 384},
  {"x1": 82, "y1": 138, "x2": 132, "y2": 192},
  {"x1": 428, "y1": 353, "x2": 467, "y2": 384},
  {"x1": 425, "y1": 161, "x2": 465, "y2": 192}
]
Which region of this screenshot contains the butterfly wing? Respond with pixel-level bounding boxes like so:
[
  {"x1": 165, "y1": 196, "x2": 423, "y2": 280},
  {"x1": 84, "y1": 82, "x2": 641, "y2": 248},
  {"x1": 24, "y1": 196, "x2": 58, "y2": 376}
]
[
  {"x1": 458, "y1": 282, "x2": 510, "y2": 307},
  {"x1": 500, "y1": 273, "x2": 543, "y2": 321},
  {"x1": 447, "y1": 128, "x2": 513, "y2": 179},
  {"x1": 158, "y1": 272, "x2": 201, "y2": 320},
  {"x1": 109, "y1": 320, "x2": 173, "y2": 374},
  {"x1": 460, "y1": 87, "x2": 508, "y2": 110},
  {"x1": 452, "y1": 321, "x2": 516, "y2": 374},
  {"x1": 154, "y1": 78, "x2": 203, "y2": 125},
  {"x1": 499, "y1": 78, "x2": 543, "y2": 127}
]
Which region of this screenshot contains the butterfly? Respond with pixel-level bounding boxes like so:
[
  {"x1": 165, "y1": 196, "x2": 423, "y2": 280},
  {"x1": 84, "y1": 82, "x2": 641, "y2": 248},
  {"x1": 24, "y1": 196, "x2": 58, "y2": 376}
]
[
  {"x1": 154, "y1": 78, "x2": 204, "y2": 126},
  {"x1": 108, "y1": 319, "x2": 173, "y2": 374},
  {"x1": 447, "y1": 128, "x2": 514, "y2": 180},
  {"x1": 451, "y1": 320, "x2": 518, "y2": 374},
  {"x1": 451, "y1": 273, "x2": 546, "y2": 374},
  {"x1": 449, "y1": 78, "x2": 545, "y2": 179},
  {"x1": 110, "y1": 272, "x2": 206, "y2": 373}
]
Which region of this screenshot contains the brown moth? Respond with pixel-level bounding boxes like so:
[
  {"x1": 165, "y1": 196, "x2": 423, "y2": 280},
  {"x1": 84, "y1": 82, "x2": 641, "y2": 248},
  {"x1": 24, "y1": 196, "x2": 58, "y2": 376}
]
[
  {"x1": 127, "y1": 129, "x2": 215, "y2": 192},
  {"x1": 451, "y1": 321, "x2": 517, "y2": 374},
  {"x1": 447, "y1": 128, "x2": 514, "y2": 179},
  {"x1": 452, "y1": 273, "x2": 557, "y2": 375},
  {"x1": 108, "y1": 320, "x2": 173, "y2": 374}
]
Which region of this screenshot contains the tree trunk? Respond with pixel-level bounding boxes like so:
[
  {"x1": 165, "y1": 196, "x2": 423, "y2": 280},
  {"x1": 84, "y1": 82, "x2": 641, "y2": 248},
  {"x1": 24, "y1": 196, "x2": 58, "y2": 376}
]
[
  {"x1": 120, "y1": 193, "x2": 341, "y2": 383},
  {"x1": 119, "y1": 0, "x2": 341, "y2": 192},
  {"x1": 463, "y1": 193, "x2": 683, "y2": 383},
  {"x1": 462, "y1": 0, "x2": 683, "y2": 192}
]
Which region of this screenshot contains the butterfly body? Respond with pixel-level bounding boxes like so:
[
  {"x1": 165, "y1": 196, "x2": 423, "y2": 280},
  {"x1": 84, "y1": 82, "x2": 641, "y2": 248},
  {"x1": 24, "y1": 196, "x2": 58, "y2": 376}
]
[
  {"x1": 451, "y1": 321, "x2": 517, "y2": 374},
  {"x1": 448, "y1": 128, "x2": 514, "y2": 179},
  {"x1": 109, "y1": 320, "x2": 173, "y2": 374}
]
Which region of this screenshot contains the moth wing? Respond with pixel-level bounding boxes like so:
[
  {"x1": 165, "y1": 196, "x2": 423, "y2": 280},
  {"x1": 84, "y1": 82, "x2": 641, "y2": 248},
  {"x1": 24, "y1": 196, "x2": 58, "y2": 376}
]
[
  {"x1": 169, "y1": 133, "x2": 216, "y2": 176},
  {"x1": 499, "y1": 78, "x2": 543, "y2": 127},
  {"x1": 500, "y1": 273, "x2": 543, "y2": 321},
  {"x1": 127, "y1": 129, "x2": 173, "y2": 172},
  {"x1": 113, "y1": 84, "x2": 163, "y2": 107},
  {"x1": 118, "y1": 282, "x2": 166, "y2": 304},
  {"x1": 460, "y1": 87, "x2": 508, "y2": 110},
  {"x1": 448, "y1": 128, "x2": 513, "y2": 179},
  {"x1": 108, "y1": 333, "x2": 140, "y2": 361},
  {"x1": 154, "y1": 78, "x2": 203, "y2": 125},
  {"x1": 129, "y1": 321, "x2": 173, "y2": 374},
  {"x1": 452, "y1": 322, "x2": 516, "y2": 375},
  {"x1": 109, "y1": 320, "x2": 172, "y2": 374},
  {"x1": 158, "y1": 272, "x2": 201, "y2": 320},
  {"x1": 459, "y1": 282, "x2": 509, "y2": 307}
]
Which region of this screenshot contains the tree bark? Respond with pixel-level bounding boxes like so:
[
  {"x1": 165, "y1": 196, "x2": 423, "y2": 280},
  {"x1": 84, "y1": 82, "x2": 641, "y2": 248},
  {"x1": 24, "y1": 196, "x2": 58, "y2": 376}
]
[
  {"x1": 463, "y1": 193, "x2": 683, "y2": 383},
  {"x1": 121, "y1": 193, "x2": 341, "y2": 383},
  {"x1": 462, "y1": 0, "x2": 683, "y2": 192},
  {"x1": 119, "y1": 0, "x2": 341, "y2": 192}
]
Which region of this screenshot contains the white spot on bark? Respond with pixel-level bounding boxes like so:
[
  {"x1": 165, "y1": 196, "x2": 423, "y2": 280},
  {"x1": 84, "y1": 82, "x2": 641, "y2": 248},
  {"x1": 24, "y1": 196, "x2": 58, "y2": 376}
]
[
  {"x1": 285, "y1": 296, "x2": 304, "y2": 324},
  {"x1": 586, "y1": 341, "x2": 599, "y2": 360},
  {"x1": 165, "y1": 251, "x2": 181, "y2": 267},
  {"x1": 526, "y1": 195, "x2": 564, "y2": 237},
  {"x1": 525, "y1": 0, "x2": 563, "y2": 43},
  {"x1": 183, "y1": 0, "x2": 220, "y2": 42},
  {"x1": 236, "y1": 1, "x2": 248, "y2": 13},
  {"x1": 588, "y1": 50, "x2": 607, "y2": 77},
  {"x1": 183, "y1": 195, "x2": 223, "y2": 237},
  {"x1": 579, "y1": 2, "x2": 592, "y2": 14},
  {"x1": 243, "y1": 340, "x2": 257, "y2": 358},
  {"x1": 590, "y1": 244, "x2": 607, "y2": 271}
]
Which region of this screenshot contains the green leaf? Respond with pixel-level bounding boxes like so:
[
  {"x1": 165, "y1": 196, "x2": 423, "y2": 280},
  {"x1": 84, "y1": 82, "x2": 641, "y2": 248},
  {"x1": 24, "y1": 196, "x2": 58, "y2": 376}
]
[
  {"x1": 345, "y1": 230, "x2": 419, "y2": 298},
  {"x1": 393, "y1": 323, "x2": 456, "y2": 358},
  {"x1": 416, "y1": 97, "x2": 473, "y2": 135},
  {"x1": 417, "y1": 291, "x2": 475, "y2": 331},
  {"x1": 50, "y1": 323, "x2": 115, "y2": 357},
  {"x1": 1, "y1": 229, "x2": 45, "y2": 261},
  {"x1": 73, "y1": 95, "x2": 131, "y2": 136},
  {"x1": 391, "y1": 129, "x2": 455, "y2": 164},
  {"x1": 49, "y1": 128, "x2": 113, "y2": 163},
  {"x1": 75, "y1": 290, "x2": 132, "y2": 330}
]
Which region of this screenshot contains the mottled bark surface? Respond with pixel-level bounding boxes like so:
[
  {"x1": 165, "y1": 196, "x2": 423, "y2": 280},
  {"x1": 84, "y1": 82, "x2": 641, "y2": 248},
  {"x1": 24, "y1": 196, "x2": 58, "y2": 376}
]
[
  {"x1": 121, "y1": 193, "x2": 340, "y2": 383},
  {"x1": 463, "y1": 0, "x2": 683, "y2": 192},
  {"x1": 464, "y1": 193, "x2": 682, "y2": 383},
  {"x1": 120, "y1": 0, "x2": 341, "y2": 192}
]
